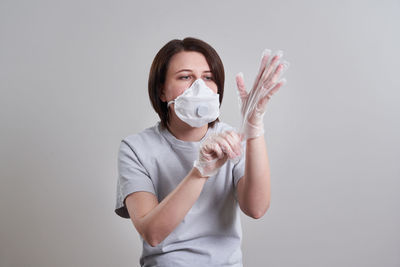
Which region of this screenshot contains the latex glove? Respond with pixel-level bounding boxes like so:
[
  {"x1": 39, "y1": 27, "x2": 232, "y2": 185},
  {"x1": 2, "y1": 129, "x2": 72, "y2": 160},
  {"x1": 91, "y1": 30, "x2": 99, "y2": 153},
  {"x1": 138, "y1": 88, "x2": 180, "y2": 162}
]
[
  {"x1": 194, "y1": 131, "x2": 242, "y2": 177},
  {"x1": 236, "y1": 49, "x2": 289, "y2": 140}
]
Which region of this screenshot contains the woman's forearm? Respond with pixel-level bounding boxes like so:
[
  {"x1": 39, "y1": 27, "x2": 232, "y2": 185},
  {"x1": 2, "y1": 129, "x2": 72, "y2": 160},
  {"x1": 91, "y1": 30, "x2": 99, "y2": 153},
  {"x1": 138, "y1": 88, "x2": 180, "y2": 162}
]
[
  {"x1": 239, "y1": 136, "x2": 271, "y2": 218},
  {"x1": 139, "y1": 168, "x2": 207, "y2": 246}
]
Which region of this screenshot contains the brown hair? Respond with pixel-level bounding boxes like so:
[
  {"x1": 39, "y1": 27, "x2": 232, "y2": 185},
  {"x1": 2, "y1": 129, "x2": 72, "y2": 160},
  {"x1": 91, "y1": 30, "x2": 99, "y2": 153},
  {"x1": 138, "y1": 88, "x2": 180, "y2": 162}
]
[{"x1": 148, "y1": 37, "x2": 225, "y2": 129}]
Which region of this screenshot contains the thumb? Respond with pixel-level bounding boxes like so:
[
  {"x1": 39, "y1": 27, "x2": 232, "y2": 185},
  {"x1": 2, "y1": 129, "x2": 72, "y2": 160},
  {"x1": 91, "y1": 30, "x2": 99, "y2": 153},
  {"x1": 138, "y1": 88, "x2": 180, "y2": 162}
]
[{"x1": 235, "y1": 72, "x2": 248, "y2": 100}]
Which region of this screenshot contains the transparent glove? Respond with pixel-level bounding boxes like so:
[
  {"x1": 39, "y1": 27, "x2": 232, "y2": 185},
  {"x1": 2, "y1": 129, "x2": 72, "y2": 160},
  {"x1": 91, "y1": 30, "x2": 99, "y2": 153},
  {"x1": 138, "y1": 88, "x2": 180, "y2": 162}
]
[
  {"x1": 194, "y1": 131, "x2": 242, "y2": 177},
  {"x1": 236, "y1": 49, "x2": 290, "y2": 140}
]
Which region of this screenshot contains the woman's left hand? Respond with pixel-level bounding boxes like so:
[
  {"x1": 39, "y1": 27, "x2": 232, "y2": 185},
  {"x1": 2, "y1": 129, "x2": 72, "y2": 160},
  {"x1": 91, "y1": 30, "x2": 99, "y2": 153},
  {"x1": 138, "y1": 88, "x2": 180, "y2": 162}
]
[{"x1": 235, "y1": 50, "x2": 289, "y2": 139}]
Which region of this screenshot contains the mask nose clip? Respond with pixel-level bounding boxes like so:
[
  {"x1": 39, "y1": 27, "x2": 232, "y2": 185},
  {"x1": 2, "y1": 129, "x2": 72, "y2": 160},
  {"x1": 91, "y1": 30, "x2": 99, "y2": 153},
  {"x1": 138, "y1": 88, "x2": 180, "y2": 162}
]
[{"x1": 196, "y1": 105, "x2": 208, "y2": 117}]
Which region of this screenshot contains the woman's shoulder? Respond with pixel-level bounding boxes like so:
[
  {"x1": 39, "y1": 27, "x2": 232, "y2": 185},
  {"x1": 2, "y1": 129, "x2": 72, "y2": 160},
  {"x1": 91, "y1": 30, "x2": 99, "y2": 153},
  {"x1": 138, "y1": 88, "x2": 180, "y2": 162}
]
[{"x1": 120, "y1": 122, "x2": 164, "y2": 150}]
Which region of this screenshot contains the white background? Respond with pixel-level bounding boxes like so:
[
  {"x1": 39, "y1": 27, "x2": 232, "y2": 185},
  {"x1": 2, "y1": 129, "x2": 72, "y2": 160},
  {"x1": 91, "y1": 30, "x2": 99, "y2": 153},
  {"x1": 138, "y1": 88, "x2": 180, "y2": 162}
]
[{"x1": 1, "y1": 0, "x2": 399, "y2": 266}]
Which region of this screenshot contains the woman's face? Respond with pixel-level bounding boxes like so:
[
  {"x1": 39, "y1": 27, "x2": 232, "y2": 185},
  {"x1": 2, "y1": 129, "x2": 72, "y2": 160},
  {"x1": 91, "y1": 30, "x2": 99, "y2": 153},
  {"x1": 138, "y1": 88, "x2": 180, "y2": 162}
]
[{"x1": 160, "y1": 51, "x2": 218, "y2": 103}]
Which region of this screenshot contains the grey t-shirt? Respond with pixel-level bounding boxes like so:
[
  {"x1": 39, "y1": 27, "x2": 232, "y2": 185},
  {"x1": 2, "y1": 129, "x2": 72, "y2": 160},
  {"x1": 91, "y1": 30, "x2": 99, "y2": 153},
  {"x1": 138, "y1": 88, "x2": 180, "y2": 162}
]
[{"x1": 115, "y1": 121, "x2": 246, "y2": 267}]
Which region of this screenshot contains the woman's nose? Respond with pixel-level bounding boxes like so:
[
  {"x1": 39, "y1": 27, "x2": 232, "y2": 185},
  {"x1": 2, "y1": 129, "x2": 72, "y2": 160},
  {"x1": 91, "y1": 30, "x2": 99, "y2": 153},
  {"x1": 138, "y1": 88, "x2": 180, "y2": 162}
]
[{"x1": 190, "y1": 78, "x2": 205, "y2": 87}]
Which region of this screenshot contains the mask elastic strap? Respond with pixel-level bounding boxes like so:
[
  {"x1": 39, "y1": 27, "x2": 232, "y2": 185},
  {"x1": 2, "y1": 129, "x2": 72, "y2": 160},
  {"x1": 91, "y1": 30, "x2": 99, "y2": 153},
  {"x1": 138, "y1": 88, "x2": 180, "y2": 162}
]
[{"x1": 167, "y1": 100, "x2": 174, "y2": 107}]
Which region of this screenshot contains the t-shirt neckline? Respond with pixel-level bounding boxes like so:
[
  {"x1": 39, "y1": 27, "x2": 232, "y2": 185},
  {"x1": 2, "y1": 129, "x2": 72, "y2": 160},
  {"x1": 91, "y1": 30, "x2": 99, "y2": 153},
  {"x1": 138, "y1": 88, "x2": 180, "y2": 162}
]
[{"x1": 157, "y1": 122, "x2": 218, "y2": 150}]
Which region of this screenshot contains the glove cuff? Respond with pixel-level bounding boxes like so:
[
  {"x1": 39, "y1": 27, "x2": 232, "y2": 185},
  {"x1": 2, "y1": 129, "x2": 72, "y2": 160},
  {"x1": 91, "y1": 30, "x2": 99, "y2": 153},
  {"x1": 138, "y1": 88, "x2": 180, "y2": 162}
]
[
  {"x1": 193, "y1": 160, "x2": 218, "y2": 177},
  {"x1": 243, "y1": 120, "x2": 265, "y2": 140}
]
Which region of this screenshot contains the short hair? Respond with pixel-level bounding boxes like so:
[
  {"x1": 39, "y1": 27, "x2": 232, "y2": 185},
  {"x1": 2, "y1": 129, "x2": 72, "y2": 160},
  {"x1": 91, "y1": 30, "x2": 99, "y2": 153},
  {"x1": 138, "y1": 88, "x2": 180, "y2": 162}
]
[{"x1": 148, "y1": 37, "x2": 225, "y2": 129}]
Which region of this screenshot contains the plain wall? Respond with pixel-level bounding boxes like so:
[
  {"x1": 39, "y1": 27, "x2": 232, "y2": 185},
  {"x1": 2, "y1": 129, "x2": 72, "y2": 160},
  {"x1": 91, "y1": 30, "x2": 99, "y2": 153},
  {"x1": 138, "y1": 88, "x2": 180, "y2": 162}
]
[{"x1": 1, "y1": 0, "x2": 399, "y2": 266}]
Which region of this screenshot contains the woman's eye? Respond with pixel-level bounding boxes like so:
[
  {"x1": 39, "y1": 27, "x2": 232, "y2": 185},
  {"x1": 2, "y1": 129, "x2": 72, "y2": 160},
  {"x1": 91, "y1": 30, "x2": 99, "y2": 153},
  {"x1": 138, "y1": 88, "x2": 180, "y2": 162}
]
[
  {"x1": 179, "y1": 75, "x2": 190, "y2": 80},
  {"x1": 204, "y1": 76, "x2": 213, "y2": 81}
]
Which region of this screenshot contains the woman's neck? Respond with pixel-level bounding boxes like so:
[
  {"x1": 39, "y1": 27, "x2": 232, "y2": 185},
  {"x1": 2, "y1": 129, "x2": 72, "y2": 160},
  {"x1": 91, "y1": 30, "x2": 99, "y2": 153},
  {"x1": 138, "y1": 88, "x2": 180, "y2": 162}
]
[{"x1": 167, "y1": 114, "x2": 208, "y2": 142}]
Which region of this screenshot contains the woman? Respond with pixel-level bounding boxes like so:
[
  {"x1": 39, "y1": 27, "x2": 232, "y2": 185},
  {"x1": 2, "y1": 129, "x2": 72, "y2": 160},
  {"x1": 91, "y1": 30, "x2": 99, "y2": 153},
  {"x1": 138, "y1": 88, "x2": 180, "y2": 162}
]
[{"x1": 115, "y1": 37, "x2": 287, "y2": 266}]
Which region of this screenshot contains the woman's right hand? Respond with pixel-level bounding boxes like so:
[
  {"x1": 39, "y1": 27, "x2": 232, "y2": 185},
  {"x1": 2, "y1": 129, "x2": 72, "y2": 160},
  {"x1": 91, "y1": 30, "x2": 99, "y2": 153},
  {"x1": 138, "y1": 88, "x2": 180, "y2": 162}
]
[{"x1": 194, "y1": 131, "x2": 242, "y2": 177}]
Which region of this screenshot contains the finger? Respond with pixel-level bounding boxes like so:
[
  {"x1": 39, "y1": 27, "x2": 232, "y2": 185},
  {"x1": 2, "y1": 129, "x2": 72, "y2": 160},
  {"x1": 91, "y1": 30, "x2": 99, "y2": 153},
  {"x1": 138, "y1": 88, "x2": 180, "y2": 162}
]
[
  {"x1": 247, "y1": 56, "x2": 281, "y2": 111},
  {"x1": 212, "y1": 143, "x2": 225, "y2": 159},
  {"x1": 227, "y1": 130, "x2": 241, "y2": 143},
  {"x1": 202, "y1": 135, "x2": 224, "y2": 158},
  {"x1": 223, "y1": 131, "x2": 242, "y2": 157},
  {"x1": 263, "y1": 63, "x2": 284, "y2": 89},
  {"x1": 228, "y1": 131, "x2": 242, "y2": 156},
  {"x1": 259, "y1": 79, "x2": 286, "y2": 107},
  {"x1": 252, "y1": 49, "x2": 272, "y2": 90},
  {"x1": 263, "y1": 60, "x2": 290, "y2": 89},
  {"x1": 235, "y1": 72, "x2": 248, "y2": 99},
  {"x1": 202, "y1": 141, "x2": 224, "y2": 160},
  {"x1": 214, "y1": 135, "x2": 236, "y2": 159},
  {"x1": 260, "y1": 53, "x2": 282, "y2": 86}
]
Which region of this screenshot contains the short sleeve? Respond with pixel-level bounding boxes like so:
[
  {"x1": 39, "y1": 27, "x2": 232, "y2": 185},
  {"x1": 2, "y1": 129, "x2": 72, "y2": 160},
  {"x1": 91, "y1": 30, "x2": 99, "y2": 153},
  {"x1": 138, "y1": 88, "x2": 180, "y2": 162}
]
[
  {"x1": 232, "y1": 140, "x2": 246, "y2": 200},
  {"x1": 114, "y1": 140, "x2": 156, "y2": 219}
]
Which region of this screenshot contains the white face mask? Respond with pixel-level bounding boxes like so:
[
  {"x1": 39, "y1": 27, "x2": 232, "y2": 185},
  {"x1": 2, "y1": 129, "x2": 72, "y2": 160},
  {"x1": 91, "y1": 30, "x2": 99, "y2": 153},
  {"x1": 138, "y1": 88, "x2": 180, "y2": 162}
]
[{"x1": 167, "y1": 79, "x2": 220, "y2": 128}]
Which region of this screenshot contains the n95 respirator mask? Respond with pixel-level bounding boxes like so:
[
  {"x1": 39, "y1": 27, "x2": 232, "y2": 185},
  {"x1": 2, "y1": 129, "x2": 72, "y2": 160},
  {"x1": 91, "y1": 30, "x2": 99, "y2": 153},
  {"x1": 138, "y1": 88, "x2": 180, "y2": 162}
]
[{"x1": 167, "y1": 79, "x2": 220, "y2": 128}]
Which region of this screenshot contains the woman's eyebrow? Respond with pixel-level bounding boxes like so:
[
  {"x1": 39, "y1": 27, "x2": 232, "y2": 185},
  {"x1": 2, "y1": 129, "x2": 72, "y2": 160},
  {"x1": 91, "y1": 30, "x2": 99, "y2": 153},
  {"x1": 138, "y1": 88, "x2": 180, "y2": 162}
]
[
  {"x1": 174, "y1": 69, "x2": 212, "y2": 74},
  {"x1": 174, "y1": 69, "x2": 192, "y2": 74}
]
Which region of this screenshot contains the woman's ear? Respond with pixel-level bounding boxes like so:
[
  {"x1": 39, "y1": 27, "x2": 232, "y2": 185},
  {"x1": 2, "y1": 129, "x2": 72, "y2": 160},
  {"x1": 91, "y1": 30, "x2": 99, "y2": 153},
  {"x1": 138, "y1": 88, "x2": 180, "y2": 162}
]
[{"x1": 159, "y1": 84, "x2": 166, "y2": 102}]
